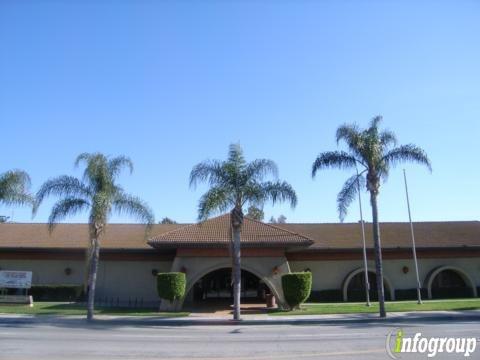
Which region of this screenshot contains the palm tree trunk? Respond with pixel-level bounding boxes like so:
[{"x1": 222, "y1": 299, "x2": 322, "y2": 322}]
[
  {"x1": 83, "y1": 247, "x2": 92, "y2": 295},
  {"x1": 370, "y1": 191, "x2": 387, "y2": 318},
  {"x1": 86, "y1": 238, "x2": 100, "y2": 321},
  {"x1": 230, "y1": 208, "x2": 243, "y2": 321}
]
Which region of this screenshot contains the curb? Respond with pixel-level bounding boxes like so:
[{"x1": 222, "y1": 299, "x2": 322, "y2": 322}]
[{"x1": 1, "y1": 312, "x2": 480, "y2": 327}]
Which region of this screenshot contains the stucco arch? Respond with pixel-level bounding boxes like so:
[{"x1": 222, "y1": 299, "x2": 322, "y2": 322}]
[
  {"x1": 342, "y1": 268, "x2": 395, "y2": 301},
  {"x1": 184, "y1": 264, "x2": 281, "y2": 305},
  {"x1": 169, "y1": 256, "x2": 289, "y2": 310},
  {"x1": 425, "y1": 265, "x2": 477, "y2": 299}
]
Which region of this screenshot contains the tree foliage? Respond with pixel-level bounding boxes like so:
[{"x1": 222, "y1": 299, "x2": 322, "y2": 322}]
[
  {"x1": 190, "y1": 143, "x2": 297, "y2": 221},
  {"x1": 0, "y1": 170, "x2": 34, "y2": 208},
  {"x1": 312, "y1": 116, "x2": 431, "y2": 221},
  {"x1": 246, "y1": 205, "x2": 264, "y2": 221},
  {"x1": 34, "y1": 152, "x2": 154, "y2": 320}
]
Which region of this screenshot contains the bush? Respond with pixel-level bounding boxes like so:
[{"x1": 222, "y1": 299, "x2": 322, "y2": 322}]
[
  {"x1": 282, "y1": 272, "x2": 312, "y2": 310},
  {"x1": 157, "y1": 272, "x2": 186, "y2": 302},
  {"x1": 28, "y1": 285, "x2": 83, "y2": 301}
]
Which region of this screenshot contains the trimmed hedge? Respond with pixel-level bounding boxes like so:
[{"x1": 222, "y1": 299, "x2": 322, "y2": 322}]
[
  {"x1": 395, "y1": 288, "x2": 428, "y2": 301},
  {"x1": 282, "y1": 272, "x2": 312, "y2": 309},
  {"x1": 157, "y1": 272, "x2": 186, "y2": 302},
  {"x1": 28, "y1": 285, "x2": 83, "y2": 301},
  {"x1": 431, "y1": 287, "x2": 474, "y2": 299}
]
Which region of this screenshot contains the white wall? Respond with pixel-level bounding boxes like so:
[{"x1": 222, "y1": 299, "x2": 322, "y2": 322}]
[
  {"x1": 0, "y1": 259, "x2": 172, "y2": 303},
  {"x1": 290, "y1": 257, "x2": 480, "y2": 292},
  {"x1": 2, "y1": 256, "x2": 478, "y2": 303}
]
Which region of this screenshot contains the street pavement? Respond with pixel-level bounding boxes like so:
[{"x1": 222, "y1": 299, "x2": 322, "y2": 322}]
[{"x1": 0, "y1": 314, "x2": 479, "y2": 359}]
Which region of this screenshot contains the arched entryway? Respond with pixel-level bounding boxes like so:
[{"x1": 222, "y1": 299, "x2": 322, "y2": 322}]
[
  {"x1": 185, "y1": 267, "x2": 274, "y2": 312},
  {"x1": 343, "y1": 269, "x2": 395, "y2": 302},
  {"x1": 426, "y1": 266, "x2": 477, "y2": 299}
]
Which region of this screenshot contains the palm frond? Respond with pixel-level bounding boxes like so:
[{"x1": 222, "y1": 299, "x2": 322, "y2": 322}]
[
  {"x1": 197, "y1": 187, "x2": 232, "y2": 221},
  {"x1": 337, "y1": 174, "x2": 365, "y2": 222},
  {"x1": 76, "y1": 153, "x2": 111, "y2": 189},
  {"x1": 189, "y1": 160, "x2": 225, "y2": 189},
  {"x1": 0, "y1": 170, "x2": 34, "y2": 207},
  {"x1": 369, "y1": 115, "x2": 383, "y2": 130},
  {"x1": 228, "y1": 143, "x2": 246, "y2": 168},
  {"x1": 113, "y1": 193, "x2": 155, "y2": 226},
  {"x1": 74, "y1": 153, "x2": 95, "y2": 168},
  {"x1": 382, "y1": 144, "x2": 432, "y2": 172},
  {"x1": 241, "y1": 182, "x2": 266, "y2": 207},
  {"x1": 47, "y1": 198, "x2": 89, "y2": 233},
  {"x1": 108, "y1": 156, "x2": 134, "y2": 177},
  {"x1": 260, "y1": 181, "x2": 298, "y2": 208},
  {"x1": 336, "y1": 123, "x2": 361, "y2": 146},
  {"x1": 311, "y1": 151, "x2": 357, "y2": 178},
  {"x1": 379, "y1": 129, "x2": 397, "y2": 148},
  {"x1": 34, "y1": 176, "x2": 91, "y2": 214},
  {"x1": 245, "y1": 159, "x2": 278, "y2": 181}
]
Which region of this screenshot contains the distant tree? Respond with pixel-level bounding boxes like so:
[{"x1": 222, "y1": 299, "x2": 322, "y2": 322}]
[
  {"x1": 159, "y1": 217, "x2": 177, "y2": 224},
  {"x1": 269, "y1": 215, "x2": 287, "y2": 224},
  {"x1": 246, "y1": 205, "x2": 264, "y2": 221},
  {"x1": 34, "y1": 153, "x2": 154, "y2": 321},
  {"x1": 190, "y1": 143, "x2": 297, "y2": 320},
  {"x1": 311, "y1": 116, "x2": 431, "y2": 318}
]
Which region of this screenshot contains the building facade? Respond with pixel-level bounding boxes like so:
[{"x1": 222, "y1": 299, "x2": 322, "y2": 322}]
[{"x1": 0, "y1": 215, "x2": 479, "y2": 309}]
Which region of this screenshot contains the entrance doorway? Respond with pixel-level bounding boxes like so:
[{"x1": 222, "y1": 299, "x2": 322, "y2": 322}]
[{"x1": 187, "y1": 268, "x2": 272, "y2": 313}]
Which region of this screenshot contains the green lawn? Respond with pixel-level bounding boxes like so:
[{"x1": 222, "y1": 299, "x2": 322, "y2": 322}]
[
  {"x1": 270, "y1": 299, "x2": 480, "y2": 316},
  {"x1": 0, "y1": 302, "x2": 189, "y2": 317}
]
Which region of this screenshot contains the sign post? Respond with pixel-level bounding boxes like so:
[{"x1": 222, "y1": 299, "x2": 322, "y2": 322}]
[{"x1": 0, "y1": 270, "x2": 33, "y2": 306}]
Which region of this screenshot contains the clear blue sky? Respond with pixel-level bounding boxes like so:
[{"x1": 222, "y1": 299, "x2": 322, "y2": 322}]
[{"x1": 1, "y1": 0, "x2": 479, "y2": 224}]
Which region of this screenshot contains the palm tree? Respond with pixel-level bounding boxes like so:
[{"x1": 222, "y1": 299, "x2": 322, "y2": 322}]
[
  {"x1": 311, "y1": 116, "x2": 431, "y2": 318},
  {"x1": 34, "y1": 153, "x2": 154, "y2": 321},
  {"x1": 0, "y1": 169, "x2": 34, "y2": 209},
  {"x1": 190, "y1": 143, "x2": 297, "y2": 320}
]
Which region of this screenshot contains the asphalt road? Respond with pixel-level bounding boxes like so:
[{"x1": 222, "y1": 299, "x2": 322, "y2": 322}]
[{"x1": 0, "y1": 318, "x2": 479, "y2": 359}]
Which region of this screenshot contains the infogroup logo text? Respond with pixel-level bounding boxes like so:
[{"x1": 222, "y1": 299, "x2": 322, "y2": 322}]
[{"x1": 386, "y1": 329, "x2": 478, "y2": 358}]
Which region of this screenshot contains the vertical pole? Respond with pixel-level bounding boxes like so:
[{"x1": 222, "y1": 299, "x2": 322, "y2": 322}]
[
  {"x1": 357, "y1": 167, "x2": 371, "y2": 307},
  {"x1": 403, "y1": 169, "x2": 422, "y2": 305}
]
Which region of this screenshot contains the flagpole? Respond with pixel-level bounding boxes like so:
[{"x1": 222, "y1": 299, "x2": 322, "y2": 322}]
[
  {"x1": 357, "y1": 167, "x2": 371, "y2": 307},
  {"x1": 403, "y1": 169, "x2": 423, "y2": 305}
]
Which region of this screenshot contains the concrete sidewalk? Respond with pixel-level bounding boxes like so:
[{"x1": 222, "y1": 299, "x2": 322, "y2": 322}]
[{"x1": 1, "y1": 310, "x2": 480, "y2": 326}]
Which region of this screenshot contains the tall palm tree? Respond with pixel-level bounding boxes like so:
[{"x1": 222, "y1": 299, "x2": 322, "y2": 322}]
[
  {"x1": 0, "y1": 169, "x2": 34, "y2": 209},
  {"x1": 190, "y1": 143, "x2": 297, "y2": 320},
  {"x1": 311, "y1": 116, "x2": 431, "y2": 318},
  {"x1": 34, "y1": 153, "x2": 154, "y2": 321}
]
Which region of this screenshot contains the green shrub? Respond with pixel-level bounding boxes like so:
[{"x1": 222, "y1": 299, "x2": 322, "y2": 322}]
[
  {"x1": 28, "y1": 285, "x2": 83, "y2": 301},
  {"x1": 282, "y1": 272, "x2": 312, "y2": 309},
  {"x1": 395, "y1": 288, "x2": 428, "y2": 301},
  {"x1": 157, "y1": 272, "x2": 186, "y2": 302}
]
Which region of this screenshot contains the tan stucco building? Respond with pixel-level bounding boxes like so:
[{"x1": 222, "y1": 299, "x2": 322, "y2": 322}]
[{"x1": 1, "y1": 215, "x2": 479, "y2": 309}]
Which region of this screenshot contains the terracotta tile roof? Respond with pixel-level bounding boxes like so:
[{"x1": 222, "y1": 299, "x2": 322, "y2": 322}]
[
  {"x1": 277, "y1": 221, "x2": 480, "y2": 250},
  {"x1": 148, "y1": 214, "x2": 314, "y2": 248},
  {"x1": 0, "y1": 223, "x2": 182, "y2": 250},
  {"x1": 0, "y1": 219, "x2": 478, "y2": 251}
]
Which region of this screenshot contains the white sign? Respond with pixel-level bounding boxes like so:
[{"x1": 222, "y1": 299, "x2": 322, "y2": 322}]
[{"x1": 0, "y1": 270, "x2": 32, "y2": 289}]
